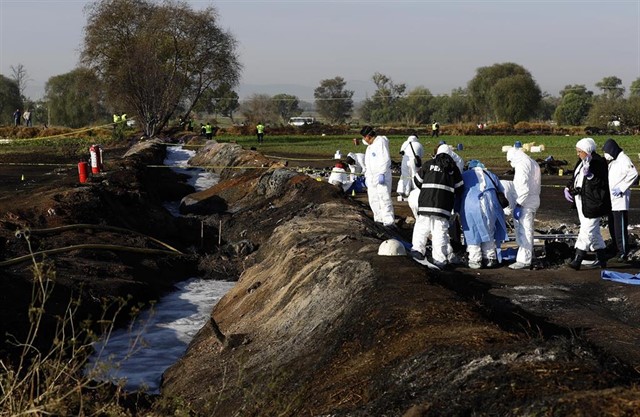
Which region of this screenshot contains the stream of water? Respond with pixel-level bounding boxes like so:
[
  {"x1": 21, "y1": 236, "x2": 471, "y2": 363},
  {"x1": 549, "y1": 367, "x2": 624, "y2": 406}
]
[{"x1": 88, "y1": 145, "x2": 235, "y2": 393}]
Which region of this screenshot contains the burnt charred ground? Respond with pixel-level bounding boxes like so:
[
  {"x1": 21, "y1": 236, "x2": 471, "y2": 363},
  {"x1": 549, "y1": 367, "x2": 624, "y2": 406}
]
[{"x1": 2, "y1": 137, "x2": 640, "y2": 415}]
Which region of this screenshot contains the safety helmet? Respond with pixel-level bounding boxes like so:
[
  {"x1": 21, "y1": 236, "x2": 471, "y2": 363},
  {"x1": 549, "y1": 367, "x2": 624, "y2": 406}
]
[{"x1": 378, "y1": 239, "x2": 407, "y2": 256}]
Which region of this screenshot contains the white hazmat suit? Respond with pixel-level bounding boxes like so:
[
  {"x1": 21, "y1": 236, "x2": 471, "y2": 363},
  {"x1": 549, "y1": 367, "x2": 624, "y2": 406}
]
[
  {"x1": 506, "y1": 147, "x2": 541, "y2": 269},
  {"x1": 396, "y1": 136, "x2": 424, "y2": 199},
  {"x1": 364, "y1": 135, "x2": 394, "y2": 226}
]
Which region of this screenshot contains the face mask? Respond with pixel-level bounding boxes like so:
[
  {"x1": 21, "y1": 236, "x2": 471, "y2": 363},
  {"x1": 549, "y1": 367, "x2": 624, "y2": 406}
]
[{"x1": 604, "y1": 152, "x2": 614, "y2": 161}]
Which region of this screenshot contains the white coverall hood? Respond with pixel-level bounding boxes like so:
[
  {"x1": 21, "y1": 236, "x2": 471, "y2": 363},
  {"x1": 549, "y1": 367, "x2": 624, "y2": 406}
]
[{"x1": 576, "y1": 138, "x2": 596, "y2": 155}]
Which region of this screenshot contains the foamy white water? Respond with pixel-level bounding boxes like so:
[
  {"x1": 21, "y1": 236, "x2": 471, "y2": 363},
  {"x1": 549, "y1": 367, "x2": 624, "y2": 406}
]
[
  {"x1": 87, "y1": 145, "x2": 233, "y2": 393},
  {"x1": 89, "y1": 279, "x2": 235, "y2": 392},
  {"x1": 163, "y1": 145, "x2": 220, "y2": 216}
]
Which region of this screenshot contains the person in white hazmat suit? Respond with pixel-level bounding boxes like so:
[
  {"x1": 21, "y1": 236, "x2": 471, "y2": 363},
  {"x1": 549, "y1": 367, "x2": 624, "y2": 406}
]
[
  {"x1": 459, "y1": 160, "x2": 508, "y2": 269},
  {"x1": 602, "y1": 138, "x2": 638, "y2": 262},
  {"x1": 396, "y1": 134, "x2": 424, "y2": 200},
  {"x1": 346, "y1": 152, "x2": 366, "y2": 192},
  {"x1": 360, "y1": 126, "x2": 395, "y2": 227},
  {"x1": 506, "y1": 146, "x2": 541, "y2": 269},
  {"x1": 327, "y1": 161, "x2": 354, "y2": 193},
  {"x1": 500, "y1": 180, "x2": 518, "y2": 217}
]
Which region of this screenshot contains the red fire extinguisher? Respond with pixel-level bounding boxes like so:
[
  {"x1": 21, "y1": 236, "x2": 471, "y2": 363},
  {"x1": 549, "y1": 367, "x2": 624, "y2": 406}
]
[
  {"x1": 89, "y1": 144, "x2": 103, "y2": 174},
  {"x1": 78, "y1": 161, "x2": 89, "y2": 183}
]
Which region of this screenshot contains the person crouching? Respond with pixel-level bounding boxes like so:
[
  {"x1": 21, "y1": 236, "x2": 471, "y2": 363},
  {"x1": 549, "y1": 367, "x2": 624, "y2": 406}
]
[{"x1": 409, "y1": 147, "x2": 463, "y2": 269}]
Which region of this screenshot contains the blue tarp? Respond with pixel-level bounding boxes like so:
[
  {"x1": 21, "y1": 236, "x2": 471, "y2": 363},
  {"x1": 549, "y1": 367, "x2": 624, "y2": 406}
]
[{"x1": 601, "y1": 270, "x2": 640, "y2": 285}]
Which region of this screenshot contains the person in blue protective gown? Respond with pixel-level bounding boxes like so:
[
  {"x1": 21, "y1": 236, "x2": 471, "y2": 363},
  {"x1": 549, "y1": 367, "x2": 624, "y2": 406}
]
[{"x1": 459, "y1": 160, "x2": 508, "y2": 269}]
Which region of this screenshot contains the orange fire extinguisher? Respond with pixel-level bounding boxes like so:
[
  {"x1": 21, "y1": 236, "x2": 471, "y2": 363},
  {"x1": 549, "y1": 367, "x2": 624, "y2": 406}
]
[
  {"x1": 78, "y1": 161, "x2": 89, "y2": 183},
  {"x1": 89, "y1": 144, "x2": 103, "y2": 174}
]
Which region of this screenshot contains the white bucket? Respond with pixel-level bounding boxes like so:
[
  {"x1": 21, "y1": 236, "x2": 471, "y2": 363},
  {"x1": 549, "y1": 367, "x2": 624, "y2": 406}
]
[{"x1": 530, "y1": 146, "x2": 542, "y2": 153}]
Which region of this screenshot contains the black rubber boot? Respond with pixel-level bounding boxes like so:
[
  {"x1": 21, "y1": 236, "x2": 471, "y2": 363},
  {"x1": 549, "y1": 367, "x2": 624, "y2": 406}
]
[
  {"x1": 568, "y1": 249, "x2": 586, "y2": 270},
  {"x1": 596, "y1": 249, "x2": 608, "y2": 269}
]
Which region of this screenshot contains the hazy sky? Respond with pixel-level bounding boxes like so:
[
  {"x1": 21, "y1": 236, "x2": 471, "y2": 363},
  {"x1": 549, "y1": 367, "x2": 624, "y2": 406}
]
[{"x1": 1, "y1": 0, "x2": 639, "y2": 101}]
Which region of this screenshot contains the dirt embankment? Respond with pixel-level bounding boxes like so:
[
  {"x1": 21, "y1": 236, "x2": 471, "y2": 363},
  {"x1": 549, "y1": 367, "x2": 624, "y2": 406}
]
[
  {"x1": 0, "y1": 138, "x2": 203, "y2": 355},
  {"x1": 160, "y1": 141, "x2": 640, "y2": 416}
]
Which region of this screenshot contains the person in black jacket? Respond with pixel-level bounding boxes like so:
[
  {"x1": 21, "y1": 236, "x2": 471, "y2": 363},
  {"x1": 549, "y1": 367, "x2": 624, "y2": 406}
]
[
  {"x1": 409, "y1": 149, "x2": 464, "y2": 269},
  {"x1": 563, "y1": 138, "x2": 611, "y2": 269}
]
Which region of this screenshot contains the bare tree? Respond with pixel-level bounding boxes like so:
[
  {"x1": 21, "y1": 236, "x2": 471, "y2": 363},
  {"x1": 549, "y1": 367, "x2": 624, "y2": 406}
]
[
  {"x1": 81, "y1": 0, "x2": 241, "y2": 137},
  {"x1": 10, "y1": 64, "x2": 31, "y2": 99},
  {"x1": 240, "y1": 94, "x2": 277, "y2": 125}
]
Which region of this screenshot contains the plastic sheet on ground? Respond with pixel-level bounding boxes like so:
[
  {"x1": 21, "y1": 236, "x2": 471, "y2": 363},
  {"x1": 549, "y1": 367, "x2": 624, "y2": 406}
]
[{"x1": 601, "y1": 270, "x2": 640, "y2": 285}]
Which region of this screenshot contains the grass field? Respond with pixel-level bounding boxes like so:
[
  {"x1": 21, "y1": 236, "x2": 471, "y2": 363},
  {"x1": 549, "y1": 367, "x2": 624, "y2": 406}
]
[
  {"x1": 1, "y1": 129, "x2": 637, "y2": 173},
  {"x1": 214, "y1": 134, "x2": 640, "y2": 171}
]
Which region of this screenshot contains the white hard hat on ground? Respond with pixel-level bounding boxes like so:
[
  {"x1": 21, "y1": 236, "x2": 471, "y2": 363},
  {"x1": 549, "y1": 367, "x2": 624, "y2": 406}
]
[{"x1": 378, "y1": 239, "x2": 407, "y2": 256}]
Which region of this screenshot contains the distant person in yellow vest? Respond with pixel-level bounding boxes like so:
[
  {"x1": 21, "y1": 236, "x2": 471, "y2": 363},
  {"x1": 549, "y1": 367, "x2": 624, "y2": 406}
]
[
  {"x1": 431, "y1": 120, "x2": 440, "y2": 138},
  {"x1": 204, "y1": 122, "x2": 214, "y2": 139},
  {"x1": 256, "y1": 122, "x2": 265, "y2": 143},
  {"x1": 113, "y1": 113, "x2": 121, "y2": 129}
]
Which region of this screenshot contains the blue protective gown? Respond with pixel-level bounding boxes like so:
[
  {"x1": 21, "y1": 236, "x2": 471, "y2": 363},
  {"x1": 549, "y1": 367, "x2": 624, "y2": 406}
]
[{"x1": 460, "y1": 168, "x2": 508, "y2": 246}]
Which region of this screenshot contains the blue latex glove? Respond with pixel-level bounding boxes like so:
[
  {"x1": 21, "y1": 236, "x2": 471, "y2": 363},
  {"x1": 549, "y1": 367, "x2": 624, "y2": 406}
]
[
  {"x1": 612, "y1": 187, "x2": 622, "y2": 197},
  {"x1": 563, "y1": 187, "x2": 574, "y2": 203},
  {"x1": 377, "y1": 173, "x2": 385, "y2": 185},
  {"x1": 513, "y1": 204, "x2": 523, "y2": 220}
]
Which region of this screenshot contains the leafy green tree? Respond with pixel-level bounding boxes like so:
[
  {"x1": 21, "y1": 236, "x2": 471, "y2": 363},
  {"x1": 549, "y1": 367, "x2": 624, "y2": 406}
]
[
  {"x1": 192, "y1": 83, "x2": 240, "y2": 122},
  {"x1": 314, "y1": 76, "x2": 354, "y2": 124},
  {"x1": 585, "y1": 97, "x2": 625, "y2": 128},
  {"x1": 489, "y1": 74, "x2": 541, "y2": 124},
  {"x1": 398, "y1": 86, "x2": 432, "y2": 125},
  {"x1": 359, "y1": 73, "x2": 406, "y2": 124},
  {"x1": 429, "y1": 88, "x2": 470, "y2": 124},
  {"x1": 630, "y1": 78, "x2": 640, "y2": 97},
  {"x1": 240, "y1": 94, "x2": 277, "y2": 125},
  {"x1": 596, "y1": 76, "x2": 624, "y2": 99},
  {"x1": 534, "y1": 93, "x2": 559, "y2": 122},
  {"x1": 467, "y1": 62, "x2": 541, "y2": 123},
  {"x1": 272, "y1": 94, "x2": 302, "y2": 124},
  {"x1": 45, "y1": 68, "x2": 107, "y2": 128},
  {"x1": 622, "y1": 95, "x2": 640, "y2": 129},
  {"x1": 212, "y1": 84, "x2": 240, "y2": 122},
  {"x1": 81, "y1": 0, "x2": 241, "y2": 137},
  {"x1": 0, "y1": 75, "x2": 22, "y2": 125},
  {"x1": 553, "y1": 85, "x2": 593, "y2": 126}
]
